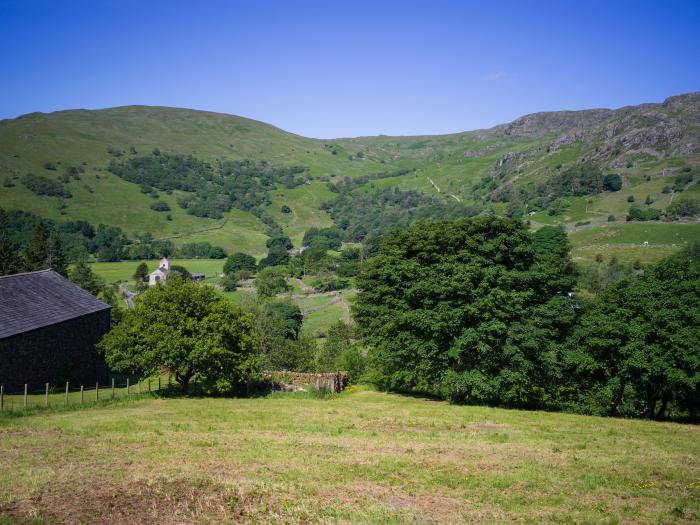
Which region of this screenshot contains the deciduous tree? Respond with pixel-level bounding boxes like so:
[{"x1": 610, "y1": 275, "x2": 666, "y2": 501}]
[{"x1": 98, "y1": 277, "x2": 260, "y2": 392}]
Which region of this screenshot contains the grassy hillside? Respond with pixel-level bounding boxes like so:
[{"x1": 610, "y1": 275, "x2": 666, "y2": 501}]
[
  {"x1": 1, "y1": 96, "x2": 699, "y2": 258},
  {"x1": 0, "y1": 106, "x2": 385, "y2": 254},
  {"x1": 1, "y1": 390, "x2": 698, "y2": 524}
]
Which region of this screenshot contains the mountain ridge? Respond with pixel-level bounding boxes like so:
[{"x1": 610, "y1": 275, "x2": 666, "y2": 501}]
[{"x1": 1, "y1": 92, "x2": 698, "y2": 261}]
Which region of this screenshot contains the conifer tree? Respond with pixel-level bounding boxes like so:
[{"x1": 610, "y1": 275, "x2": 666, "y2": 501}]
[
  {"x1": 0, "y1": 209, "x2": 21, "y2": 276},
  {"x1": 46, "y1": 230, "x2": 67, "y2": 276},
  {"x1": 23, "y1": 223, "x2": 50, "y2": 271}
]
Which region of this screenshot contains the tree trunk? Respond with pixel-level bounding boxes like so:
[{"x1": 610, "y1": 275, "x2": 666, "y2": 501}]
[
  {"x1": 644, "y1": 393, "x2": 658, "y2": 419},
  {"x1": 610, "y1": 381, "x2": 626, "y2": 416},
  {"x1": 656, "y1": 396, "x2": 668, "y2": 420},
  {"x1": 175, "y1": 368, "x2": 193, "y2": 392}
]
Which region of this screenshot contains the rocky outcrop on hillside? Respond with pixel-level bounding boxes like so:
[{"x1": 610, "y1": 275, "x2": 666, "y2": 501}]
[
  {"x1": 493, "y1": 92, "x2": 700, "y2": 171},
  {"x1": 547, "y1": 132, "x2": 584, "y2": 152},
  {"x1": 503, "y1": 109, "x2": 613, "y2": 138}
]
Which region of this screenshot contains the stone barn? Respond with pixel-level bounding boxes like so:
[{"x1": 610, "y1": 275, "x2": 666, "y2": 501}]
[{"x1": 0, "y1": 270, "x2": 111, "y2": 392}]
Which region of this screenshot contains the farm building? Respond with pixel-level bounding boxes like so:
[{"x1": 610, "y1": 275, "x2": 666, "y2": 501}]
[{"x1": 0, "y1": 270, "x2": 111, "y2": 391}]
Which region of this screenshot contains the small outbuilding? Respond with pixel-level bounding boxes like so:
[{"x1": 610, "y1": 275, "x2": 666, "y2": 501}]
[{"x1": 0, "y1": 270, "x2": 111, "y2": 391}]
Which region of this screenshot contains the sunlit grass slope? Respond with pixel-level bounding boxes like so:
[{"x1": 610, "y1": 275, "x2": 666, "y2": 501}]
[{"x1": 0, "y1": 389, "x2": 698, "y2": 524}]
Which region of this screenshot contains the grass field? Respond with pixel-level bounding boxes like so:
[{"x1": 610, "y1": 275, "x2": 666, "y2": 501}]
[
  {"x1": 568, "y1": 222, "x2": 700, "y2": 265},
  {"x1": 0, "y1": 389, "x2": 698, "y2": 524},
  {"x1": 89, "y1": 259, "x2": 226, "y2": 284}
]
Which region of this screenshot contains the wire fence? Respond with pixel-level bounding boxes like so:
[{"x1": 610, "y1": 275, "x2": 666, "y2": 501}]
[{"x1": 0, "y1": 375, "x2": 176, "y2": 413}]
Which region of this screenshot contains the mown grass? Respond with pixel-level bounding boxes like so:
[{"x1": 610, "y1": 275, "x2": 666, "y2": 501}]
[
  {"x1": 0, "y1": 389, "x2": 698, "y2": 524},
  {"x1": 89, "y1": 259, "x2": 226, "y2": 284}
]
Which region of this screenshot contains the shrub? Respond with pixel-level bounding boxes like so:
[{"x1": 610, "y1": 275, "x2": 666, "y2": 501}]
[
  {"x1": 627, "y1": 195, "x2": 635, "y2": 203},
  {"x1": 673, "y1": 173, "x2": 693, "y2": 192},
  {"x1": 547, "y1": 198, "x2": 569, "y2": 216},
  {"x1": 150, "y1": 200, "x2": 171, "y2": 212},
  {"x1": 22, "y1": 174, "x2": 71, "y2": 198},
  {"x1": 280, "y1": 204, "x2": 292, "y2": 214},
  {"x1": 311, "y1": 272, "x2": 348, "y2": 292},
  {"x1": 627, "y1": 206, "x2": 661, "y2": 221},
  {"x1": 603, "y1": 173, "x2": 622, "y2": 192},
  {"x1": 221, "y1": 273, "x2": 239, "y2": 292},
  {"x1": 256, "y1": 266, "x2": 290, "y2": 297},
  {"x1": 666, "y1": 196, "x2": 699, "y2": 218}
]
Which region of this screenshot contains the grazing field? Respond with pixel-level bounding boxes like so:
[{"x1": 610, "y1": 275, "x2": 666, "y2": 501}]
[
  {"x1": 568, "y1": 221, "x2": 700, "y2": 264},
  {"x1": 89, "y1": 259, "x2": 226, "y2": 284},
  {"x1": 0, "y1": 389, "x2": 698, "y2": 524}
]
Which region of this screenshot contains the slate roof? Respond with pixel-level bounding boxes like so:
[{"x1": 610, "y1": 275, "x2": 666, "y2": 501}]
[{"x1": 0, "y1": 270, "x2": 111, "y2": 339}]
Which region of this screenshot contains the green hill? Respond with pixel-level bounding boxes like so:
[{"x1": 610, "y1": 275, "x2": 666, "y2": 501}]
[{"x1": 1, "y1": 95, "x2": 699, "y2": 257}]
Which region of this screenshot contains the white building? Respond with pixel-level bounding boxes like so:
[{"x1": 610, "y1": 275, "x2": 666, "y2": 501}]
[{"x1": 148, "y1": 258, "x2": 170, "y2": 286}]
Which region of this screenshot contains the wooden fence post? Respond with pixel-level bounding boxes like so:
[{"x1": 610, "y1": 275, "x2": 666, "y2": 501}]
[
  {"x1": 158, "y1": 377, "x2": 161, "y2": 391},
  {"x1": 111, "y1": 377, "x2": 115, "y2": 399},
  {"x1": 0, "y1": 385, "x2": 3, "y2": 412},
  {"x1": 80, "y1": 385, "x2": 84, "y2": 404},
  {"x1": 148, "y1": 378, "x2": 151, "y2": 393},
  {"x1": 24, "y1": 384, "x2": 27, "y2": 409},
  {"x1": 64, "y1": 382, "x2": 69, "y2": 406},
  {"x1": 96, "y1": 382, "x2": 99, "y2": 401},
  {"x1": 126, "y1": 378, "x2": 130, "y2": 396},
  {"x1": 44, "y1": 383, "x2": 49, "y2": 407}
]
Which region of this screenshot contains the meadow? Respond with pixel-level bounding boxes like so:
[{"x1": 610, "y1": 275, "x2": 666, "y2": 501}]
[
  {"x1": 0, "y1": 389, "x2": 698, "y2": 524},
  {"x1": 89, "y1": 259, "x2": 226, "y2": 284},
  {"x1": 568, "y1": 222, "x2": 700, "y2": 264}
]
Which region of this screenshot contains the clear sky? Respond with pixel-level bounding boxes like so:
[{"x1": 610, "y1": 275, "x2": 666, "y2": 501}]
[{"x1": 1, "y1": 0, "x2": 699, "y2": 138}]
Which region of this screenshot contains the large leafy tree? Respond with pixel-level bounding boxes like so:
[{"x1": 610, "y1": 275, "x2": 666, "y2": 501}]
[
  {"x1": 265, "y1": 300, "x2": 303, "y2": 340},
  {"x1": 566, "y1": 243, "x2": 700, "y2": 419},
  {"x1": 98, "y1": 277, "x2": 260, "y2": 392},
  {"x1": 255, "y1": 266, "x2": 290, "y2": 297},
  {"x1": 133, "y1": 262, "x2": 149, "y2": 283},
  {"x1": 354, "y1": 216, "x2": 577, "y2": 405},
  {"x1": 223, "y1": 252, "x2": 257, "y2": 276}
]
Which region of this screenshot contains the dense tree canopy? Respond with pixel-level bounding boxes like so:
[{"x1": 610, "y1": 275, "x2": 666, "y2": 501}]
[
  {"x1": 108, "y1": 152, "x2": 308, "y2": 219},
  {"x1": 326, "y1": 186, "x2": 479, "y2": 243},
  {"x1": 565, "y1": 244, "x2": 700, "y2": 419},
  {"x1": 354, "y1": 216, "x2": 577, "y2": 405},
  {"x1": 256, "y1": 266, "x2": 290, "y2": 297},
  {"x1": 224, "y1": 252, "x2": 257, "y2": 276}
]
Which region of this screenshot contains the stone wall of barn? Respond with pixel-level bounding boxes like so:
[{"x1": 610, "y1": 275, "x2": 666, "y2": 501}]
[{"x1": 0, "y1": 310, "x2": 110, "y2": 392}]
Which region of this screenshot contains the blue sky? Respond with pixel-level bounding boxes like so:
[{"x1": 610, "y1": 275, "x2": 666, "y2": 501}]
[{"x1": 1, "y1": 0, "x2": 699, "y2": 137}]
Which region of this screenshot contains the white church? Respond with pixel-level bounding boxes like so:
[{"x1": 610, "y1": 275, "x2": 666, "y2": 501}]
[{"x1": 148, "y1": 258, "x2": 170, "y2": 286}]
